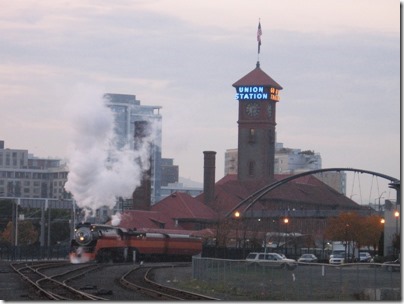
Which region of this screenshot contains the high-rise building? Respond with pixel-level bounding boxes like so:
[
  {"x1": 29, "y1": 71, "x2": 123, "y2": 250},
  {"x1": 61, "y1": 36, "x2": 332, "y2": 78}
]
[
  {"x1": 161, "y1": 158, "x2": 179, "y2": 187},
  {"x1": 104, "y1": 93, "x2": 162, "y2": 203},
  {"x1": 0, "y1": 140, "x2": 69, "y2": 199},
  {"x1": 274, "y1": 143, "x2": 322, "y2": 174}
]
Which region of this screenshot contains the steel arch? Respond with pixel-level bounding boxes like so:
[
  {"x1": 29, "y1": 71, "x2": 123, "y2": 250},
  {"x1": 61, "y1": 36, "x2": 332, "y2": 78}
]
[{"x1": 225, "y1": 167, "x2": 400, "y2": 218}]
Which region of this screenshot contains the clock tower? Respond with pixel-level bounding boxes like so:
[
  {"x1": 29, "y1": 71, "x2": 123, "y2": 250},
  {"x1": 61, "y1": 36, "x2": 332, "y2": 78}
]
[{"x1": 232, "y1": 61, "x2": 282, "y2": 182}]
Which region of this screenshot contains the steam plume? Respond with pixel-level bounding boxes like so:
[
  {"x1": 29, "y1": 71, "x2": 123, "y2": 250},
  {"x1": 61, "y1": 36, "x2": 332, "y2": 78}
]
[{"x1": 64, "y1": 86, "x2": 159, "y2": 219}]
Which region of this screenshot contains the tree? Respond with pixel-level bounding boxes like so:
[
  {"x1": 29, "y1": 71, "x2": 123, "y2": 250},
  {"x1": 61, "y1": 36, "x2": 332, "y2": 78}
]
[
  {"x1": 0, "y1": 199, "x2": 13, "y2": 232},
  {"x1": 49, "y1": 221, "x2": 71, "y2": 245},
  {"x1": 360, "y1": 215, "x2": 384, "y2": 250},
  {"x1": 325, "y1": 212, "x2": 361, "y2": 242},
  {"x1": 325, "y1": 212, "x2": 384, "y2": 253},
  {"x1": 0, "y1": 221, "x2": 39, "y2": 245}
]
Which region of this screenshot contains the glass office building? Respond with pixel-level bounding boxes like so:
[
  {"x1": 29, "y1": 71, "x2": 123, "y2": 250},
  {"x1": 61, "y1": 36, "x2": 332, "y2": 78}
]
[{"x1": 104, "y1": 93, "x2": 162, "y2": 204}]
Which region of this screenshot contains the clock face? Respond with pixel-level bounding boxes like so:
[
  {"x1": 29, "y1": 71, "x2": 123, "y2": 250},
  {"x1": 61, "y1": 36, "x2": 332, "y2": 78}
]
[
  {"x1": 246, "y1": 102, "x2": 260, "y2": 117},
  {"x1": 267, "y1": 103, "x2": 273, "y2": 117}
]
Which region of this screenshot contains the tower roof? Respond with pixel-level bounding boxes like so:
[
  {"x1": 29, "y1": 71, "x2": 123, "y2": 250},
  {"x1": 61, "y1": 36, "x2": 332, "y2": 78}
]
[{"x1": 232, "y1": 62, "x2": 283, "y2": 89}]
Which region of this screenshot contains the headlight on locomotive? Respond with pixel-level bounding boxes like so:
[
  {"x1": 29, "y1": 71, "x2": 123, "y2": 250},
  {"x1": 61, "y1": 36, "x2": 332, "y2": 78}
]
[{"x1": 74, "y1": 226, "x2": 93, "y2": 245}]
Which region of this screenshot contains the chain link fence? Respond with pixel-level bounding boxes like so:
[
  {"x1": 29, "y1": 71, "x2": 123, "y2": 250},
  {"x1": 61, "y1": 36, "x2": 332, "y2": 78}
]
[
  {"x1": 192, "y1": 257, "x2": 401, "y2": 300},
  {"x1": 0, "y1": 245, "x2": 69, "y2": 261}
]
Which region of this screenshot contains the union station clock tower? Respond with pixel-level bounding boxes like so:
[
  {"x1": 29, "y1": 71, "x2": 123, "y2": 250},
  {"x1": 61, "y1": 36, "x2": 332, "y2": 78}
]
[{"x1": 232, "y1": 61, "x2": 283, "y2": 182}]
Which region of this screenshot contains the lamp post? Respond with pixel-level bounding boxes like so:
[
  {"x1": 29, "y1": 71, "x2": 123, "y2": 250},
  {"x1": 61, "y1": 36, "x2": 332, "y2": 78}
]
[
  {"x1": 394, "y1": 210, "x2": 399, "y2": 235},
  {"x1": 394, "y1": 210, "x2": 400, "y2": 257},
  {"x1": 379, "y1": 218, "x2": 385, "y2": 256},
  {"x1": 14, "y1": 198, "x2": 20, "y2": 247},
  {"x1": 283, "y1": 217, "x2": 289, "y2": 255},
  {"x1": 234, "y1": 211, "x2": 240, "y2": 248}
]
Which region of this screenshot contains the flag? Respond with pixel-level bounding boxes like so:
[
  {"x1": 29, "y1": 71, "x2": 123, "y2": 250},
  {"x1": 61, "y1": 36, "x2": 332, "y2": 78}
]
[{"x1": 257, "y1": 21, "x2": 262, "y2": 54}]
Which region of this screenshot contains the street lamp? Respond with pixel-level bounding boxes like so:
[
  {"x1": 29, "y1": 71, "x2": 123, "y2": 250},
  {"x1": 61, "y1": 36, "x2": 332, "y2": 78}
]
[
  {"x1": 234, "y1": 211, "x2": 240, "y2": 248},
  {"x1": 283, "y1": 217, "x2": 289, "y2": 255},
  {"x1": 394, "y1": 210, "x2": 399, "y2": 235}
]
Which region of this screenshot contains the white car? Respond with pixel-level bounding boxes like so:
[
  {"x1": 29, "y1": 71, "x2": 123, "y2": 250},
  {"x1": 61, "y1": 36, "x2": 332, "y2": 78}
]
[
  {"x1": 329, "y1": 253, "x2": 345, "y2": 265},
  {"x1": 359, "y1": 252, "x2": 372, "y2": 262},
  {"x1": 298, "y1": 254, "x2": 318, "y2": 263},
  {"x1": 246, "y1": 252, "x2": 297, "y2": 270}
]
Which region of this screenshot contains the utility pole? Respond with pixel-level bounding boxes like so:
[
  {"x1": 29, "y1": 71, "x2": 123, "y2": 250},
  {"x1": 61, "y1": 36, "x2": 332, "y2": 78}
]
[{"x1": 377, "y1": 191, "x2": 386, "y2": 212}]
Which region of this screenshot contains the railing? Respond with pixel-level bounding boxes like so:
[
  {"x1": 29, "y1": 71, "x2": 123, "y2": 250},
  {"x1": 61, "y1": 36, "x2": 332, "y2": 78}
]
[
  {"x1": 192, "y1": 256, "x2": 401, "y2": 301},
  {"x1": 0, "y1": 245, "x2": 69, "y2": 261}
]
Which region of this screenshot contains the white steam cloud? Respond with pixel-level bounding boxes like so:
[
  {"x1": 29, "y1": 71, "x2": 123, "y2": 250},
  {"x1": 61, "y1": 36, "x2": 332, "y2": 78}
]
[
  {"x1": 64, "y1": 86, "x2": 160, "y2": 219},
  {"x1": 111, "y1": 212, "x2": 122, "y2": 226}
]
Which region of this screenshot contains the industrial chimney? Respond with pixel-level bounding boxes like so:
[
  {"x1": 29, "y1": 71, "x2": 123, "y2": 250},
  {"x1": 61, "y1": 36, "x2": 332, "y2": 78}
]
[
  {"x1": 203, "y1": 151, "x2": 216, "y2": 204},
  {"x1": 132, "y1": 121, "x2": 152, "y2": 210}
]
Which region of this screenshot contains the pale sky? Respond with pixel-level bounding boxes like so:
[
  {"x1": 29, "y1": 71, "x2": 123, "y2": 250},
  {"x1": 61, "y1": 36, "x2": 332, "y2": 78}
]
[{"x1": 0, "y1": 0, "x2": 400, "y2": 204}]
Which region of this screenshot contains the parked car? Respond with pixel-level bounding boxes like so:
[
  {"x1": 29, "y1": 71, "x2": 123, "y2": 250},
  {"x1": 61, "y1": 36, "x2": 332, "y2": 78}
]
[
  {"x1": 298, "y1": 254, "x2": 318, "y2": 263},
  {"x1": 329, "y1": 253, "x2": 345, "y2": 265},
  {"x1": 246, "y1": 252, "x2": 297, "y2": 270},
  {"x1": 359, "y1": 252, "x2": 372, "y2": 262},
  {"x1": 382, "y1": 259, "x2": 400, "y2": 272}
]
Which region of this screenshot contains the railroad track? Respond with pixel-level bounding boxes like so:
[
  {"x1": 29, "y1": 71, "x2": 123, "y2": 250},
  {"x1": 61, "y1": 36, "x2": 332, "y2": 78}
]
[
  {"x1": 10, "y1": 261, "x2": 107, "y2": 300},
  {"x1": 120, "y1": 263, "x2": 220, "y2": 300}
]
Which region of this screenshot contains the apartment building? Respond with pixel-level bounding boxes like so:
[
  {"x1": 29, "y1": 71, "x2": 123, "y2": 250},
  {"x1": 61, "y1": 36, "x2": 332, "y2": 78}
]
[
  {"x1": 224, "y1": 143, "x2": 346, "y2": 194},
  {"x1": 0, "y1": 140, "x2": 69, "y2": 199}
]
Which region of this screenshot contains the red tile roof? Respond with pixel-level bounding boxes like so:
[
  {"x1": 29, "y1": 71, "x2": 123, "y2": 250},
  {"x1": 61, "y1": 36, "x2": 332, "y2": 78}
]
[
  {"x1": 232, "y1": 64, "x2": 283, "y2": 89},
  {"x1": 196, "y1": 174, "x2": 363, "y2": 215},
  {"x1": 108, "y1": 192, "x2": 218, "y2": 233},
  {"x1": 151, "y1": 191, "x2": 217, "y2": 220},
  {"x1": 115, "y1": 210, "x2": 178, "y2": 230},
  {"x1": 111, "y1": 174, "x2": 363, "y2": 233}
]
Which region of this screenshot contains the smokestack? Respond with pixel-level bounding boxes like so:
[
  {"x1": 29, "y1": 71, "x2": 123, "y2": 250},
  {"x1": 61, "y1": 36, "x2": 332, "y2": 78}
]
[
  {"x1": 132, "y1": 121, "x2": 152, "y2": 210},
  {"x1": 203, "y1": 151, "x2": 216, "y2": 204}
]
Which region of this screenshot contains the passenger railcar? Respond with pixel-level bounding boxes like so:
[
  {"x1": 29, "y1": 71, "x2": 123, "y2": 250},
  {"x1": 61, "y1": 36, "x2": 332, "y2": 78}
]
[{"x1": 69, "y1": 223, "x2": 202, "y2": 263}]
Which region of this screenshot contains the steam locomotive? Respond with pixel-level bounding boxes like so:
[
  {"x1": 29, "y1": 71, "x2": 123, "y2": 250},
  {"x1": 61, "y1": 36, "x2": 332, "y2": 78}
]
[{"x1": 69, "y1": 223, "x2": 203, "y2": 263}]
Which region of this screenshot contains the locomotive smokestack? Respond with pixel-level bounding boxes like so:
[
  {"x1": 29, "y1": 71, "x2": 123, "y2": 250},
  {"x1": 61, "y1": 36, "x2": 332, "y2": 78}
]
[{"x1": 203, "y1": 151, "x2": 216, "y2": 204}]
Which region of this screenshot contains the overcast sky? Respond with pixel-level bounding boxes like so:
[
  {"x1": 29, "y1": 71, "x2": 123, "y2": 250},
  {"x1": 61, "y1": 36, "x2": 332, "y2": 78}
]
[{"x1": 0, "y1": 0, "x2": 400, "y2": 204}]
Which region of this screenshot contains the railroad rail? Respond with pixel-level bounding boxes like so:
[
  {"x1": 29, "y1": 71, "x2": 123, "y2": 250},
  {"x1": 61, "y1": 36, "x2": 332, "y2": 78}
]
[
  {"x1": 120, "y1": 263, "x2": 220, "y2": 300},
  {"x1": 10, "y1": 261, "x2": 107, "y2": 300}
]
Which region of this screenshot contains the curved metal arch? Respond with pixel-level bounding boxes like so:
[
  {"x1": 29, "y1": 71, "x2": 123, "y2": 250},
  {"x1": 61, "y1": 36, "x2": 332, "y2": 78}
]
[{"x1": 225, "y1": 167, "x2": 400, "y2": 218}]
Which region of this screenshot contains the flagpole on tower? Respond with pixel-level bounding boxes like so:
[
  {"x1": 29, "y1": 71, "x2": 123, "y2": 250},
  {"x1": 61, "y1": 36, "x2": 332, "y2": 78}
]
[{"x1": 257, "y1": 18, "x2": 262, "y2": 67}]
